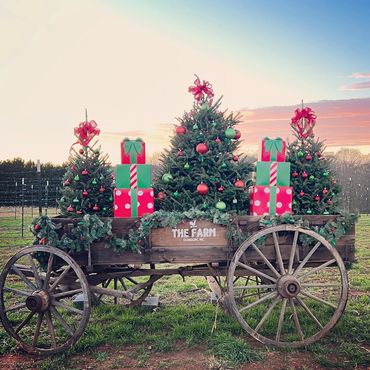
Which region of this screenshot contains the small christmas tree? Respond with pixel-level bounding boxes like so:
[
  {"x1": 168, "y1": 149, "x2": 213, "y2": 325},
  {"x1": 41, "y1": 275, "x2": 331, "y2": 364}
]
[
  {"x1": 287, "y1": 106, "x2": 340, "y2": 214},
  {"x1": 154, "y1": 76, "x2": 253, "y2": 213},
  {"x1": 59, "y1": 117, "x2": 114, "y2": 217}
]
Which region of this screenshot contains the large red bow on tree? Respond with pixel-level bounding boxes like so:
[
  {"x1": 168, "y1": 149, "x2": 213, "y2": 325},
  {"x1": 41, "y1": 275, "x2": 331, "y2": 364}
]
[
  {"x1": 291, "y1": 107, "x2": 316, "y2": 139},
  {"x1": 188, "y1": 76, "x2": 214, "y2": 103},
  {"x1": 74, "y1": 120, "x2": 100, "y2": 146}
]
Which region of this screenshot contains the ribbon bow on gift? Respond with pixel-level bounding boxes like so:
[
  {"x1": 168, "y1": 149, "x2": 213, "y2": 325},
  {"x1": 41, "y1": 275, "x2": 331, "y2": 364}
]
[
  {"x1": 291, "y1": 107, "x2": 316, "y2": 139},
  {"x1": 123, "y1": 138, "x2": 143, "y2": 163},
  {"x1": 74, "y1": 120, "x2": 100, "y2": 146},
  {"x1": 264, "y1": 137, "x2": 283, "y2": 161},
  {"x1": 188, "y1": 76, "x2": 214, "y2": 103}
]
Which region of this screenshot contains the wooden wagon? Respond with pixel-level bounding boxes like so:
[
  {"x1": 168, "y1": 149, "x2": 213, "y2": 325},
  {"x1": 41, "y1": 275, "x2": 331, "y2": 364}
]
[{"x1": 0, "y1": 215, "x2": 355, "y2": 354}]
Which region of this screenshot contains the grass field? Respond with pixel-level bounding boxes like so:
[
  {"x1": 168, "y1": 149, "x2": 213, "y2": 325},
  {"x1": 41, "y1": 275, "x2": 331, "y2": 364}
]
[{"x1": 0, "y1": 214, "x2": 369, "y2": 369}]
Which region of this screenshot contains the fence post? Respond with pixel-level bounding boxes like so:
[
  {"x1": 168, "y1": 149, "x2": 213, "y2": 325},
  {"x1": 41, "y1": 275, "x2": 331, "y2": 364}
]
[
  {"x1": 31, "y1": 184, "x2": 34, "y2": 217},
  {"x1": 45, "y1": 180, "x2": 49, "y2": 215},
  {"x1": 21, "y1": 178, "x2": 25, "y2": 238},
  {"x1": 14, "y1": 181, "x2": 18, "y2": 219},
  {"x1": 37, "y1": 160, "x2": 42, "y2": 216}
]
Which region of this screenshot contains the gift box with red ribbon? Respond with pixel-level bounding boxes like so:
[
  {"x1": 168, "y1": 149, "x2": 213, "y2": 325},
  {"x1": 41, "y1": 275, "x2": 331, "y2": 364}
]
[
  {"x1": 121, "y1": 138, "x2": 146, "y2": 164},
  {"x1": 114, "y1": 188, "x2": 154, "y2": 218},
  {"x1": 260, "y1": 137, "x2": 286, "y2": 162},
  {"x1": 249, "y1": 186, "x2": 293, "y2": 216}
]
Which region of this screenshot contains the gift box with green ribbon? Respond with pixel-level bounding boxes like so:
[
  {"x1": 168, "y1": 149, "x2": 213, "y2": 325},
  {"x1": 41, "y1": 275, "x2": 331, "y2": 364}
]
[
  {"x1": 260, "y1": 137, "x2": 286, "y2": 162},
  {"x1": 256, "y1": 161, "x2": 291, "y2": 187},
  {"x1": 114, "y1": 188, "x2": 154, "y2": 218},
  {"x1": 121, "y1": 138, "x2": 146, "y2": 164},
  {"x1": 115, "y1": 164, "x2": 151, "y2": 189}
]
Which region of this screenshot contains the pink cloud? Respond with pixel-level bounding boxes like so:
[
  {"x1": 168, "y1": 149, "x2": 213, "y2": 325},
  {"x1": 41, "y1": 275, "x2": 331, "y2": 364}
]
[
  {"x1": 351, "y1": 72, "x2": 370, "y2": 79},
  {"x1": 339, "y1": 81, "x2": 370, "y2": 91}
]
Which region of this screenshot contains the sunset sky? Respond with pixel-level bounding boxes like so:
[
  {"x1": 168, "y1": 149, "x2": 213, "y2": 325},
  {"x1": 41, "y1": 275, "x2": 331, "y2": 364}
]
[{"x1": 1, "y1": 0, "x2": 370, "y2": 164}]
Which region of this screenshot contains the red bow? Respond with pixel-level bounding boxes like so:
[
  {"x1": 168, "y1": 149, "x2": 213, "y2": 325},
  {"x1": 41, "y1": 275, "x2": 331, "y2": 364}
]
[
  {"x1": 291, "y1": 107, "x2": 316, "y2": 139},
  {"x1": 188, "y1": 77, "x2": 214, "y2": 103},
  {"x1": 74, "y1": 120, "x2": 100, "y2": 146}
]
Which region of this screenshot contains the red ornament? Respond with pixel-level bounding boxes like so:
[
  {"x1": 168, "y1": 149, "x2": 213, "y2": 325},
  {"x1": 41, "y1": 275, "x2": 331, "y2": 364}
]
[
  {"x1": 299, "y1": 191, "x2": 305, "y2": 197},
  {"x1": 76, "y1": 210, "x2": 83, "y2": 215},
  {"x1": 292, "y1": 171, "x2": 298, "y2": 178},
  {"x1": 79, "y1": 149, "x2": 84, "y2": 154},
  {"x1": 71, "y1": 165, "x2": 77, "y2": 171},
  {"x1": 40, "y1": 237, "x2": 47, "y2": 245},
  {"x1": 99, "y1": 186, "x2": 105, "y2": 193},
  {"x1": 315, "y1": 151, "x2": 322, "y2": 157},
  {"x1": 177, "y1": 149, "x2": 183, "y2": 157},
  {"x1": 301, "y1": 171, "x2": 308, "y2": 179},
  {"x1": 322, "y1": 188, "x2": 328, "y2": 195},
  {"x1": 232, "y1": 155, "x2": 239, "y2": 162},
  {"x1": 215, "y1": 137, "x2": 221, "y2": 143},
  {"x1": 327, "y1": 199, "x2": 333, "y2": 205},
  {"x1": 196, "y1": 182, "x2": 209, "y2": 195},
  {"x1": 157, "y1": 191, "x2": 166, "y2": 200},
  {"x1": 93, "y1": 204, "x2": 100, "y2": 211},
  {"x1": 315, "y1": 195, "x2": 321, "y2": 201},
  {"x1": 305, "y1": 154, "x2": 312, "y2": 161},
  {"x1": 175, "y1": 125, "x2": 186, "y2": 135},
  {"x1": 234, "y1": 129, "x2": 241, "y2": 140},
  {"x1": 83, "y1": 190, "x2": 89, "y2": 197},
  {"x1": 218, "y1": 186, "x2": 224, "y2": 192},
  {"x1": 333, "y1": 179, "x2": 337, "y2": 184},
  {"x1": 234, "y1": 179, "x2": 245, "y2": 188},
  {"x1": 67, "y1": 205, "x2": 74, "y2": 212},
  {"x1": 82, "y1": 169, "x2": 89, "y2": 175},
  {"x1": 196, "y1": 143, "x2": 209, "y2": 155},
  {"x1": 64, "y1": 179, "x2": 71, "y2": 186},
  {"x1": 34, "y1": 224, "x2": 40, "y2": 231}
]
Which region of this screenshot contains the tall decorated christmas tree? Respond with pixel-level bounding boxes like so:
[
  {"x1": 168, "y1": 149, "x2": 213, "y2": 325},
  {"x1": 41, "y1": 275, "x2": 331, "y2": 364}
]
[
  {"x1": 154, "y1": 76, "x2": 253, "y2": 213},
  {"x1": 59, "y1": 117, "x2": 114, "y2": 217},
  {"x1": 287, "y1": 106, "x2": 340, "y2": 215}
]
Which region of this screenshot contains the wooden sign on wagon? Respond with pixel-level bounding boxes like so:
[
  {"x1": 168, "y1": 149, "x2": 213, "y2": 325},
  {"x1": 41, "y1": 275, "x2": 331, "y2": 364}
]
[{"x1": 150, "y1": 219, "x2": 228, "y2": 248}]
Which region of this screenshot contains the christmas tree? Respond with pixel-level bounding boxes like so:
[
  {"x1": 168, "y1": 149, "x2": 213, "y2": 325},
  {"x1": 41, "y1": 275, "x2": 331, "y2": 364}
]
[
  {"x1": 59, "y1": 117, "x2": 114, "y2": 217},
  {"x1": 287, "y1": 106, "x2": 340, "y2": 215},
  {"x1": 154, "y1": 76, "x2": 253, "y2": 213}
]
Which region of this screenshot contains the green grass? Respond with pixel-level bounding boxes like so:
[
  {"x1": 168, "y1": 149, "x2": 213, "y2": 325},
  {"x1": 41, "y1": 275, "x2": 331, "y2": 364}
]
[{"x1": 0, "y1": 213, "x2": 369, "y2": 369}]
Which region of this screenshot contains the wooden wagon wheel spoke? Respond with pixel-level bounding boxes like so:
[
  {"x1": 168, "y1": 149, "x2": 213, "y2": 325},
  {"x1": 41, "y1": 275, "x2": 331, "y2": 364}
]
[
  {"x1": 15, "y1": 311, "x2": 36, "y2": 334},
  {"x1": 227, "y1": 225, "x2": 348, "y2": 348},
  {"x1": 300, "y1": 290, "x2": 337, "y2": 309},
  {"x1": 27, "y1": 254, "x2": 42, "y2": 289},
  {"x1": 289, "y1": 298, "x2": 304, "y2": 341},
  {"x1": 11, "y1": 265, "x2": 37, "y2": 291},
  {"x1": 43, "y1": 254, "x2": 54, "y2": 289},
  {"x1": 32, "y1": 312, "x2": 44, "y2": 347},
  {"x1": 295, "y1": 296, "x2": 323, "y2": 329},
  {"x1": 298, "y1": 259, "x2": 336, "y2": 280},
  {"x1": 0, "y1": 246, "x2": 91, "y2": 355},
  {"x1": 50, "y1": 306, "x2": 74, "y2": 336}
]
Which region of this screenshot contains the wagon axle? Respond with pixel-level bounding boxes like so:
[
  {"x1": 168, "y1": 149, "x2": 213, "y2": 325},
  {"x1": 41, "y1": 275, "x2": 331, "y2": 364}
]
[
  {"x1": 277, "y1": 275, "x2": 301, "y2": 298},
  {"x1": 25, "y1": 290, "x2": 50, "y2": 312}
]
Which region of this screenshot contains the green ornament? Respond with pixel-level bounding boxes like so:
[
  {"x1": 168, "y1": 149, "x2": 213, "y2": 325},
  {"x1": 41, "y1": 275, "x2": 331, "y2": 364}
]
[
  {"x1": 201, "y1": 203, "x2": 208, "y2": 210},
  {"x1": 232, "y1": 198, "x2": 238, "y2": 204},
  {"x1": 323, "y1": 211, "x2": 330, "y2": 215},
  {"x1": 201, "y1": 103, "x2": 210, "y2": 111},
  {"x1": 74, "y1": 175, "x2": 80, "y2": 181},
  {"x1": 212, "y1": 122, "x2": 218, "y2": 127},
  {"x1": 323, "y1": 171, "x2": 329, "y2": 177},
  {"x1": 221, "y1": 163, "x2": 227, "y2": 169},
  {"x1": 109, "y1": 196, "x2": 113, "y2": 202},
  {"x1": 173, "y1": 191, "x2": 180, "y2": 197},
  {"x1": 60, "y1": 197, "x2": 65, "y2": 203},
  {"x1": 184, "y1": 162, "x2": 190, "y2": 170},
  {"x1": 306, "y1": 209, "x2": 313, "y2": 214},
  {"x1": 297, "y1": 151, "x2": 304, "y2": 158},
  {"x1": 215, "y1": 201, "x2": 227, "y2": 211},
  {"x1": 225, "y1": 127, "x2": 236, "y2": 139},
  {"x1": 92, "y1": 179, "x2": 98, "y2": 185},
  {"x1": 162, "y1": 173, "x2": 173, "y2": 184},
  {"x1": 292, "y1": 200, "x2": 297, "y2": 206},
  {"x1": 73, "y1": 197, "x2": 79, "y2": 204},
  {"x1": 309, "y1": 175, "x2": 315, "y2": 180},
  {"x1": 209, "y1": 176, "x2": 216, "y2": 182},
  {"x1": 193, "y1": 123, "x2": 199, "y2": 130},
  {"x1": 100, "y1": 175, "x2": 105, "y2": 180}
]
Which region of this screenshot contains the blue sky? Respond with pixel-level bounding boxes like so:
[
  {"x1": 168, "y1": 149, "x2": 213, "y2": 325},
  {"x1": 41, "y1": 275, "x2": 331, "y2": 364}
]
[{"x1": 0, "y1": 0, "x2": 369, "y2": 163}]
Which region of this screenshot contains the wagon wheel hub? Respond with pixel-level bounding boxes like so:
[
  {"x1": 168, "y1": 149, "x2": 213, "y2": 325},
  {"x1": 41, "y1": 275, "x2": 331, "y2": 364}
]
[
  {"x1": 277, "y1": 275, "x2": 301, "y2": 298},
  {"x1": 26, "y1": 290, "x2": 50, "y2": 312}
]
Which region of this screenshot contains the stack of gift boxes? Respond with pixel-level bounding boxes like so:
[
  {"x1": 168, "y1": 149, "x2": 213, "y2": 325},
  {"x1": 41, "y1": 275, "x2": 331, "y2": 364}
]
[
  {"x1": 114, "y1": 138, "x2": 155, "y2": 218},
  {"x1": 250, "y1": 138, "x2": 293, "y2": 216}
]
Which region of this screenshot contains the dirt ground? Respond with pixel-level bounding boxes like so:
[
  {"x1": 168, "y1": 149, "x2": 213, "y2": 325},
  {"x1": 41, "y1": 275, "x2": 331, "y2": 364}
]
[{"x1": 0, "y1": 343, "x2": 369, "y2": 370}]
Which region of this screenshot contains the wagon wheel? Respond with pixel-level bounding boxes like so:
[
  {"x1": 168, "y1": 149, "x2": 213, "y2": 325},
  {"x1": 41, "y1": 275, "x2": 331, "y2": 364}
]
[
  {"x1": 226, "y1": 225, "x2": 348, "y2": 348},
  {"x1": 95, "y1": 265, "x2": 156, "y2": 307},
  {"x1": 0, "y1": 246, "x2": 91, "y2": 355}
]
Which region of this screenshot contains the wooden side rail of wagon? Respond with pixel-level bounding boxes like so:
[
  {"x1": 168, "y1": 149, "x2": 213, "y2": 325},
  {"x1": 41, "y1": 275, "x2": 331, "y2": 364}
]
[{"x1": 0, "y1": 215, "x2": 355, "y2": 354}]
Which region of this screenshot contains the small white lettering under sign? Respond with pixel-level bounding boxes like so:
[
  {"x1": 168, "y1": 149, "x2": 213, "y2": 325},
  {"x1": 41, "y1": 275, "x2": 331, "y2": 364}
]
[{"x1": 171, "y1": 220, "x2": 217, "y2": 242}]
